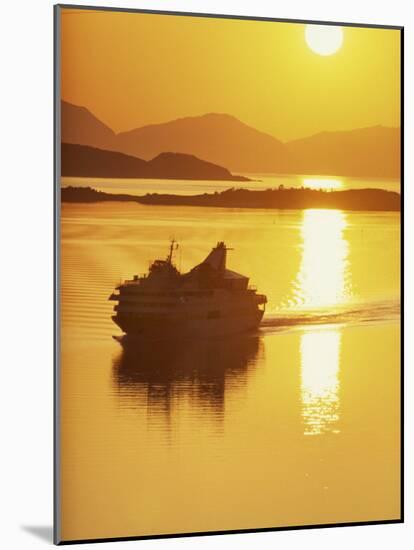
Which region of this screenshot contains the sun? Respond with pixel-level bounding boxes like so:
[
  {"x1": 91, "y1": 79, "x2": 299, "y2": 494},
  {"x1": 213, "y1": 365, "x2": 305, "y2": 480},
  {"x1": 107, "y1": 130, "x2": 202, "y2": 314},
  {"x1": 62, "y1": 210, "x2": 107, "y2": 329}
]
[{"x1": 305, "y1": 24, "x2": 343, "y2": 56}]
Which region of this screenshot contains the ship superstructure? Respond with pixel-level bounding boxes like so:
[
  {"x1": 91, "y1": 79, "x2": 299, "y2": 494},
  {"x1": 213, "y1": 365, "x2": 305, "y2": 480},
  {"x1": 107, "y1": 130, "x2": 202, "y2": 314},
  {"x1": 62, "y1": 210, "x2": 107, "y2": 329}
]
[{"x1": 110, "y1": 241, "x2": 266, "y2": 338}]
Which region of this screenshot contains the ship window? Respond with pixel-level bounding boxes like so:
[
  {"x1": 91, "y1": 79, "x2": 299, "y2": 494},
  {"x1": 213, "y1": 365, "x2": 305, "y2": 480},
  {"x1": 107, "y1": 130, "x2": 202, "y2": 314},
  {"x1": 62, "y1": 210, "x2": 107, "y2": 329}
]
[{"x1": 207, "y1": 310, "x2": 220, "y2": 319}]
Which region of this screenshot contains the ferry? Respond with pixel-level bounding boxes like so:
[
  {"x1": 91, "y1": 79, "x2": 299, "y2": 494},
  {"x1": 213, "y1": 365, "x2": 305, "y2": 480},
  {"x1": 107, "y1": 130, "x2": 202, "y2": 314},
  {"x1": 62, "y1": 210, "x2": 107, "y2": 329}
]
[{"x1": 109, "y1": 241, "x2": 267, "y2": 338}]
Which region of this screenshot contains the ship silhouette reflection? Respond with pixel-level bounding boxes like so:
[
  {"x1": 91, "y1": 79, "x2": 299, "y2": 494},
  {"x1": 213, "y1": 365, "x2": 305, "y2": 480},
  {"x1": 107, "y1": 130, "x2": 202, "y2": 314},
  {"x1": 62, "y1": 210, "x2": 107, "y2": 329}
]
[{"x1": 112, "y1": 335, "x2": 262, "y2": 422}]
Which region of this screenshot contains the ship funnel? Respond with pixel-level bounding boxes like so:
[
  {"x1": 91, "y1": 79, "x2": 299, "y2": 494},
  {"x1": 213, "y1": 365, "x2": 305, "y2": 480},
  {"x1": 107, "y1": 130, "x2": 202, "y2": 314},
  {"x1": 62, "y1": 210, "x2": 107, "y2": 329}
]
[{"x1": 201, "y1": 242, "x2": 229, "y2": 271}]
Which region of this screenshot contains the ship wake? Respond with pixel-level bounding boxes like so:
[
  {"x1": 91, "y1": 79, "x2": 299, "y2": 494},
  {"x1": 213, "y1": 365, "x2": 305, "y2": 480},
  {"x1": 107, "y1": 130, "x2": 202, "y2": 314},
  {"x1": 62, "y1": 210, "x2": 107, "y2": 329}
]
[{"x1": 261, "y1": 299, "x2": 400, "y2": 333}]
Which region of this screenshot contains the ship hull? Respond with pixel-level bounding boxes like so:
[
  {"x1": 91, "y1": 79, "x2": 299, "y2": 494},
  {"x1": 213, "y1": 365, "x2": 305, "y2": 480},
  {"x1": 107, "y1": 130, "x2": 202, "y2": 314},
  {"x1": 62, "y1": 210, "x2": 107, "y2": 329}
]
[{"x1": 112, "y1": 310, "x2": 264, "y2": 339}]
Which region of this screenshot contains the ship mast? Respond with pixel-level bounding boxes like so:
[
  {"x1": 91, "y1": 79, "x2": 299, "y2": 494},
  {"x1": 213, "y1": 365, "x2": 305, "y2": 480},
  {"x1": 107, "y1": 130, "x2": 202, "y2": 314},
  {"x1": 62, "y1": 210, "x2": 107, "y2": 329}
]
[{"x1": 167, "y1": 239, "x2": 178, "y2": 265}]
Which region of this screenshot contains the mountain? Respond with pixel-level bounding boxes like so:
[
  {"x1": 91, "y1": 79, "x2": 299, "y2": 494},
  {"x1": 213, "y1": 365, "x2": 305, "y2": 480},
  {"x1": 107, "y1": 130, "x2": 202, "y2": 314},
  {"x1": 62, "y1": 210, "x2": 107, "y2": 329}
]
[
  {"x1": 61, "y1": 143, "x2": 148, "y2": 178},
  {"x1": 147, "y1": 152, "x2": 249, "y2": 181},
  {"x1": 60, "y1": 102, "x2": 288, "y2": 173},
  {"x1": 287, "y1": 126, "x2": 400, "y2": 179},
  {"x1": 61, "y1": 143, "x2": 251, "y2": 181},
  {"x1": 114, "y1": 113, "x2": 290, "y2": 174},
  {"x1": 60, "y1": 101, "x2": 400, "y2": 179},
  {"x1": 61, "y1": 101, "x2": 117, "y2": 151}
]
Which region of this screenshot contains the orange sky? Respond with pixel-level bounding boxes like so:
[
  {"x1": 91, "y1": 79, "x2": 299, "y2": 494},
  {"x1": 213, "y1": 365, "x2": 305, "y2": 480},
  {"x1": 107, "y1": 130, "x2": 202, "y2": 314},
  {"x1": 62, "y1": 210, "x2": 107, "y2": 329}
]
[{"x1": 60, "y1": 8, "x2": 401, "y2": 141}]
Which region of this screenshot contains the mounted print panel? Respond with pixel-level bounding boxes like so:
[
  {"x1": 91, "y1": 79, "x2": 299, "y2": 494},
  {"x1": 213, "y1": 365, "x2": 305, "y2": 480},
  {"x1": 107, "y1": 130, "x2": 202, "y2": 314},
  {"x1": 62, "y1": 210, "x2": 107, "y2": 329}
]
[{"x1": 54, "y1": 5, "x2": 402, "y2": 544}]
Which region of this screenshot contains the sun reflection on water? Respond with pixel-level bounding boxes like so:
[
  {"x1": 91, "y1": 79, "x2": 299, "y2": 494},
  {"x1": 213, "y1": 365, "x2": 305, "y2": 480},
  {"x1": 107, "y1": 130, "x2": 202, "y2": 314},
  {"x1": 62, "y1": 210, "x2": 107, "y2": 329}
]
[
  {"x1": 294, "y1": 209, "x2": 349, "y2": 435},
  {"x1": 300, "y1": 329, "x2": 341, "y2": 435},
  {"x1": 293, "y1": 209, "x2": 351, "y2": 310}
]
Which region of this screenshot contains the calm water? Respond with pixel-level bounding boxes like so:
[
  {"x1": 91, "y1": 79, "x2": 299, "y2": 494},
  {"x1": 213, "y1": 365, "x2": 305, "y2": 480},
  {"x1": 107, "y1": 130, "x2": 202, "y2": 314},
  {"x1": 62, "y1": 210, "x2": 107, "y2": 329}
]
[
  {"x1": 60, "y1": 200, "x2": 400, "y2": 541},
  {"x1": 61, "y1": 173, "x2": 400, "y2": 196}
]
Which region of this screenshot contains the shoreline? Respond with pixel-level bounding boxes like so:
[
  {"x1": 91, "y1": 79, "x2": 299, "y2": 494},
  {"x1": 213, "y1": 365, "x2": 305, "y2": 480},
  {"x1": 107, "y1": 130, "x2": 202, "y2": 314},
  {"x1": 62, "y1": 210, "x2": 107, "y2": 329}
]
[{"x1": 61, "y1": 185, "x2": 401, "y2": 212}]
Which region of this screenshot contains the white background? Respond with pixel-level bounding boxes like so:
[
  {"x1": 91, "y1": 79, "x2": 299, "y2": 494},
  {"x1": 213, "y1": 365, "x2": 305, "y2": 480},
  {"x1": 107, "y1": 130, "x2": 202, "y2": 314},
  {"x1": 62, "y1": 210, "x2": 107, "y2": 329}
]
[{"x1": 0, "y1": 0, "x2": 410, "y2": 548}]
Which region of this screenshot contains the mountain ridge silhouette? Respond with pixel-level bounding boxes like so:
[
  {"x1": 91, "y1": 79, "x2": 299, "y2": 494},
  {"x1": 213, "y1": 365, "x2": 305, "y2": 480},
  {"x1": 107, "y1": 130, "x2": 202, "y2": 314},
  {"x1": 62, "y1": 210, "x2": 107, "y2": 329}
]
[
  {"x1": 61, "y1": 143, "x2": 250, "y2": 181},
  {"x1": 61, "y1": 100, "x2": 400, "y2": 178}
]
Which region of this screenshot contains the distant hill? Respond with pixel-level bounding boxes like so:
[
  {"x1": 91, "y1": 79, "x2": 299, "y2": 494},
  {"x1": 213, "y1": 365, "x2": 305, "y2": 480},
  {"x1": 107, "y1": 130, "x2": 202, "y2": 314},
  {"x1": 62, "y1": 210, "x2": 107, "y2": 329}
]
[
  {"x1": 287, "y1": 126, "x2": 400, "y2": 179},
  {"x1": 62, "y1": 186, "x2": 400, "y2": 212},
  {"x1": 61, "y1": 143, "x2": 251, "y2": 181},
  {"x1": 60, "y1": 101, "x2": 400, "y2": 179},
  {"x1": 147, "y1": 152, "x2": 249, "y2": 181},
  {"x1": 61, "y1": 143, "x2": 147, "y2": 178},
  {"x1": 61, "y1": 101, "x2": 116, "y2": 151},
  {"x1": 114, "y1": 113, "x2": 290, "y2": 174}
]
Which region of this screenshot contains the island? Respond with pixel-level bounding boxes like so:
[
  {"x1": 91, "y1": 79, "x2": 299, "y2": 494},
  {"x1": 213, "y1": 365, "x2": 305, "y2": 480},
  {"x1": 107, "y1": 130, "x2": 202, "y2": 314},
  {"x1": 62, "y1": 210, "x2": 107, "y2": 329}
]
[
  {"x1": 61, "y1": 143, "x2": 251, "y2": 182},
  {"x1": 61, "y1": 186, "x2": 400, "y2": 212}
]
